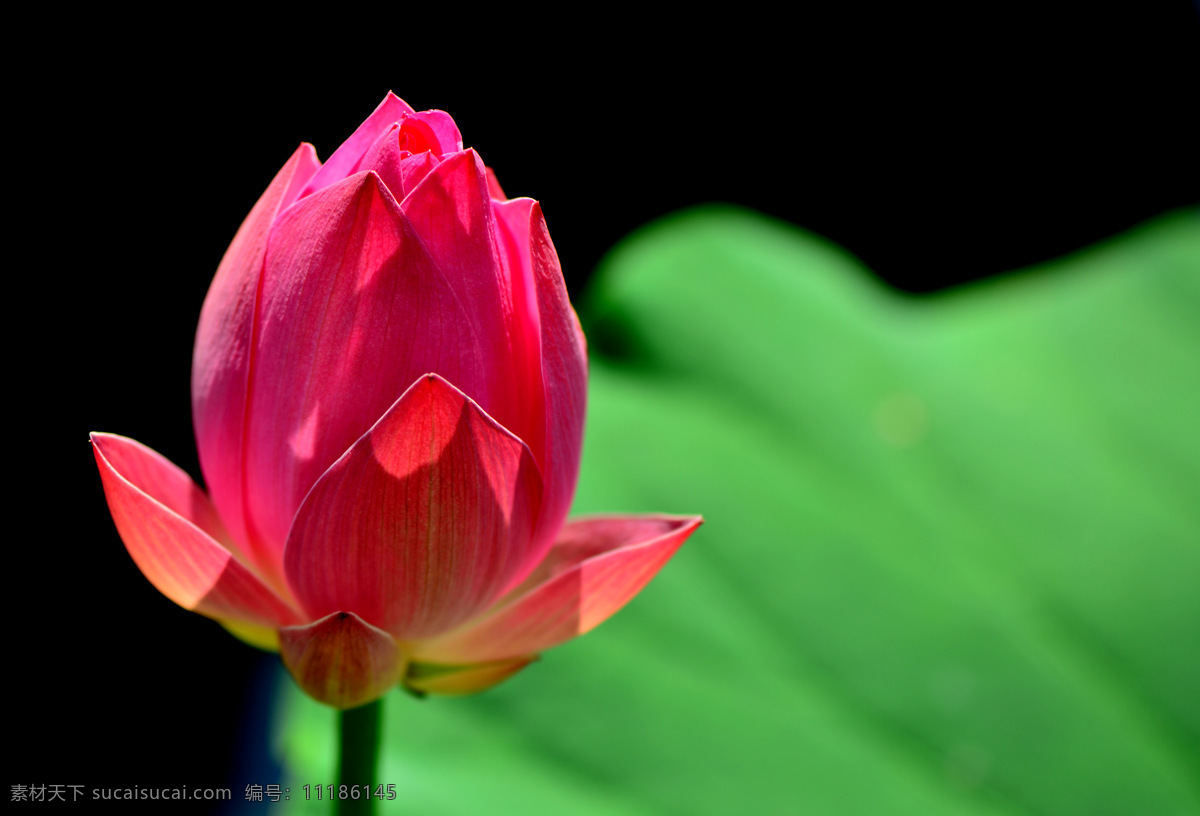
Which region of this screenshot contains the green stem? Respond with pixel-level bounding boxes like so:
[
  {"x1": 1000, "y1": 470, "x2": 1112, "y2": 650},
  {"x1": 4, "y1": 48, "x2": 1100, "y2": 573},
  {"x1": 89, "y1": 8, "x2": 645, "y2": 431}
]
[{"x1": 337, "y1": 699, "x2": 381, "y2": 816}]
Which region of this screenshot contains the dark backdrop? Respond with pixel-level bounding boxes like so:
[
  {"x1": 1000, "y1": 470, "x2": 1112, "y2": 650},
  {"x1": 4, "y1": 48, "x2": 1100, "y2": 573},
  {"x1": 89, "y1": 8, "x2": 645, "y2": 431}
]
[{"x1": 13, "y1": 5, "x2": 1197, "y2": 811}]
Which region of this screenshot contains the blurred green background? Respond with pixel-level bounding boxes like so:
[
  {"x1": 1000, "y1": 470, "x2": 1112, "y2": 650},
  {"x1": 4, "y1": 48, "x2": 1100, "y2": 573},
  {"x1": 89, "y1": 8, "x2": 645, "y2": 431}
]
[{"x1": 274, "y1": 206, "x2": 1198, "y2": 815}]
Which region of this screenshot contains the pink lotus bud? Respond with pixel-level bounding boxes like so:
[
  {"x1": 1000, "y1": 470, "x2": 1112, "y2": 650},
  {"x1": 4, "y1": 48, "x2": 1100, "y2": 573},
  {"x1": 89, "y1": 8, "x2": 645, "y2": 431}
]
[{"x1": 92, "y1": 93, "x2": 700, "y2": 708}]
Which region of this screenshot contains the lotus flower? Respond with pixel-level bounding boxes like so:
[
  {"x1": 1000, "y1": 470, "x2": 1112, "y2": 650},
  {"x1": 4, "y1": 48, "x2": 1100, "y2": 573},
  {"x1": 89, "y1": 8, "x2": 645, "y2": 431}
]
[{"x1": 91, "y1": 93, "x2": 700, "y2": 709}]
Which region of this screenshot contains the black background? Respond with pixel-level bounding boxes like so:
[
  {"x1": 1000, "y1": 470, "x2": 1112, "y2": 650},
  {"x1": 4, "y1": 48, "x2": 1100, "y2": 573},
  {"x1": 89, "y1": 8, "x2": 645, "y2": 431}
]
[{"x1": 13, "y1": 5, "x2": 1197, "y2": 811}]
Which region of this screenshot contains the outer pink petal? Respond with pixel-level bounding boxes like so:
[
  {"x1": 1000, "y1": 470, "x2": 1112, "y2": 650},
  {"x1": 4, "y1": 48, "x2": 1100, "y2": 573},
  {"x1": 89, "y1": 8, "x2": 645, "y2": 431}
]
[
  {"x1": 283, "y1": 375, "x2": 543, "y2": 640},
  {"x1": 400, "y1": 149, "x2": 516, "y2": 421},
  {"x1": 492, "y1": 198, "x2": 545, "y2": 468},
  {"x1": 401, "y1": 151, "x2": 561, "y2": 562},
  {"x1": 91, "y1": 433, "x2": 301, "y2": 628},
  {"x1": 413, "y1": 515, "x2": 701, "y2": 663},
  {"x1": 492, "y1": 199, "x2": 589, "y2": 556},
  {"x1": 528, "y1": 203, "x2": 589, "y2": 542},
  {"x1": 242, "y1": 171, "x2": 504, "y2": 555},
  {"x1": 298, "y1": 92, "x2": 415, "y2": 197},
  {"x1": 279, "y1": 611, "x2": 404, "y2": 709},
  {"x1": 191, "y1": 143, "x2": 320, "y2": 560}
]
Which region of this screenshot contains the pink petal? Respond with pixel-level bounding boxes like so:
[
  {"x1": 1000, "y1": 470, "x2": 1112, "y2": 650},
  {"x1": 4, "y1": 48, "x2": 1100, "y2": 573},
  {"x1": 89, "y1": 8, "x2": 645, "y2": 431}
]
[
  {"x1": 485, "y1": 166, "x2": 506, "y2": 200},
  {"x1": 283, "y1": 375, "x2": 543, "y2": 640},
  {"x1": 399, "y1": 151, "x2": 515, "y2": 421},
  {"x1": 279, "y1": 611, "x2": 404, "y2": 709},
  {"x1": 191, "y1": 143, "x2": 320, "y2": 565},
  {"x1": 492, "y1": 197, "x2": 545, "y2": 464},
  {"x1": 413, "y1": 515, "x2": 701, "y2": 663},
  {"x1": 400, "y1": 151, "x2": 562, "y2": 562},
  {"x1": 298, "y1": 92, "x2": 415, "y2": 197},
  {"x1": 492, "y1": 199, "x2": 589, "y2": 554},
  {"x1": 91, "y1": 433, "x2": 301, "y2": 629},
  {"x1": 405, "y1": 656, "x2": 536, "y2": 696},
  {"x1": 355, "y1": 120, "x2": 455, "y2": 202},
  {"x1": 397, "y1": 150, "x2": 440, "y2": 197},
  {"x1": 242, "y1": 171, "x2": 508, "y2": 554},
  {"x1": 528, "y1": 203, "x2": 589, "y2": 542},
  {"x1": 355, "y1": 123, "x2": 407, "y2": 201}
]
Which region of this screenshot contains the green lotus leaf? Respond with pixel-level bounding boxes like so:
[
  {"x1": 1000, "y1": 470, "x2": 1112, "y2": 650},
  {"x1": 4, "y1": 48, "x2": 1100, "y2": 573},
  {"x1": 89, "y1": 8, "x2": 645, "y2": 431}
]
[{"x1": 276, "y1": 206, "x2": 1199, "y2": 816}]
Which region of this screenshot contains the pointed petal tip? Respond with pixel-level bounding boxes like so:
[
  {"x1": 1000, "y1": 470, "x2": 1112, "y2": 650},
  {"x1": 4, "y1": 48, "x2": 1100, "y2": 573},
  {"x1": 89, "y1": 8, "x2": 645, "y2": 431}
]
[
  {"x1": 356, "y1": 168, "x2": 402, "y2": 207},
  {"x1": 405, "y1": 372, "x2": 533, "y2": 450},
  {"x1": 381, "y1": 90, "x2": 414, "y2": 111},
  {"x1": 282, "y1": 371, "x2": 543, "y2": 640},
  {"x1": 296, "y1": 141, "x2": 320, "y2": 163}
]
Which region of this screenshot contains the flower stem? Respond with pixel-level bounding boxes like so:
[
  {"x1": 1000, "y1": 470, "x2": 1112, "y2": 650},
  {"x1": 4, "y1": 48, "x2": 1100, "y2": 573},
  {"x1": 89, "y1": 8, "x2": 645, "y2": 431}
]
[{"x1": 337, "y1": 699, "x2": 381, "y2": 816}]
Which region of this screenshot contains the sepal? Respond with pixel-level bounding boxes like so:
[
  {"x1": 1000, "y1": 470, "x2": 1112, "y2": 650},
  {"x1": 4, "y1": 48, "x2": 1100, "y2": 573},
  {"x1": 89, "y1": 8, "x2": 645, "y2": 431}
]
[
  {"x1": 404, "y1": 656, "x2": 536, "y2": 696},
  {"x1": 279, "y1": 611, "x2": 405, "y2": 709}
]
